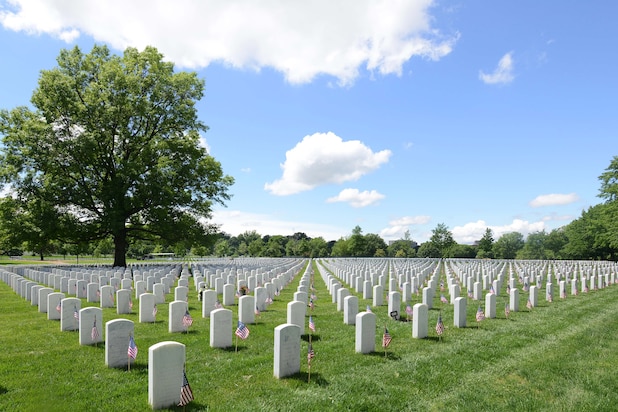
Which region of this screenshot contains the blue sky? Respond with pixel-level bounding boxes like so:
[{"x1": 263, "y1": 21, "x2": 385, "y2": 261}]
[{"x1": 0, "y1": 1, "x2": 616, "y2": 244}]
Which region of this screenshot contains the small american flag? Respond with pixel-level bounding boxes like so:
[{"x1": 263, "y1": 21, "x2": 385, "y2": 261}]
[
  {"x1": 405, "y1": 304, "x2": 413, "y2": 317},
  {"x1": 476, "y1": 306, "x2": 485, "y2": 322},
  {"x1": 235, "y1": 321, "x2": 249, "y2": 339},
  {"x1": 96, "y1": 289, "x2": 100, "y2": 298},
  {"x1": 527, "y1": 299, "x2": 532, "y2": 310},
  {"x1": 490, "y1": 285, "x2": 495, "y2": 295},
  {"x1": 182, "y1": 309, "x2": 193, "y2": 328},
  {"x1": 73, "y1": 306, "x2": 79, "y2": 321},
  {"x1": 254, "y1": 305, "x2": 260, "y2": 316},
  {"x1": 435, "y1": 314, "x2": 444, "y2": 336},
  {"x1": 468, "y1": 290, "x2": 473, "y2": 299},
  {"x1": 366, "y1": 305, "x2": 372, "y2": 313},
  {"x1": 91, "y1": 318, "x2": 100, "y2": 341},
  {"x1": 178, "y1": 370, "x2": 194, "y2": 407},
  {"x1": 440, "y1": 294, "x2": 448, "y2": 304},
  {"x1": 275, "y1": 288, "x2": 280, "y2": 296},
  {"x1": 129, "y1": 299, "x2": 133, "y2": 309},
  {"x1": 56, "y1": 302, "x2": 61, "y2": 312},
  {"x1": 548, "y1": 293, "x2": 553, "y2": 303},
  {"x1": 506, "y1": 284, "x2": 511, "y2": 294},
  {"x1": 310, "y1": 293, "x2": 316, "y2": 301},
  {"x1": 382, "y1": 327, "x2": 392, "y2": 348},
  {"x1": 128, "y1": 335, "x2": 138, "y2": 359},
  {"x1": 307, "y1": 343, "x2": 315, "y2": 364},
  {"x1": 152, "y1": 305, "x2": 157, "y2": 317},
  {"x1": 560, "y1": 290, "x2": 566, "y2": 299},
  {"x1": 440, "y1": 282, "x2": 444, "y2": 291},
  {"x1": 214, "y1": 300, "x2": 223, "y2": 309},
  {"x1": 505, "y1": 302, "x2": 510, "y2": 318},
  {"x1": 309, "y1": 299, "x2": 314, "y2": 310},
  {"x1": 308, "y1": 316, "x2": 316, "y2": 332},
  {"x1": 265, "y1": 297, "x2": 273, "y2": 305}
]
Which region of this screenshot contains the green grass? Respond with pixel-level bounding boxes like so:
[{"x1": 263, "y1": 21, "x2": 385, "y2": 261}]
[{"x1": 1, "y1": 260, "x2": 618, "y2": 411}]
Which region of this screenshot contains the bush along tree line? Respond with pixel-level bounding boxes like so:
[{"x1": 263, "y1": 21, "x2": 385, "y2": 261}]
[{"x1": 0, "y1": 45, "x2": 617, "y2": 263}]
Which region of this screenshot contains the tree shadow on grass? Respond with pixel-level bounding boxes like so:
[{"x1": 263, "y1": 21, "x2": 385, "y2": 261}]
[
  {"x1": 301, "y1": 334, "x2": 321, "y2": 342},
  {"x1": 362, "y1": 351, "x2": 402, "y2": 361},
  {"x1": 0, "y1": 385, "x2": 7, "y2": 395},
  {"x1": 282, "y1": 371, "x2": 329, "y2": 386}
]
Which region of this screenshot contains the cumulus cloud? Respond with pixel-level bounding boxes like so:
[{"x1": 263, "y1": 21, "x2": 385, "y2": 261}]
[
  {"x1": 529, "y1": 193, "x2": 579, "y2": 207},
  {"x1": 452, "y1": 219, "x2": 546, "y2": 244},
  {"x1": 264, "y1": 132, "x2": 391, "y2": 195},
  {"x1": 326, "y1": 188, "x2": 385, "y2": 208},
  {"x1": 380, "y1": 215, "x2": 431, "y2": 239},
  {"x1": 479, "y1": 52, "x2": 514, "y2": 85},
  {"x1": 0, "y1": 0, "x2": 457, "y2": 85}
]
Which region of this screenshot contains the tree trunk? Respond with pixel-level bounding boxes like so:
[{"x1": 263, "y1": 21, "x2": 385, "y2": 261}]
[
  {"x1": 39, "y1": 249, "x2": 44, "y2": 261},
  {"x1": 113, "y1": 232, "x2": 128, "y2": 267}
]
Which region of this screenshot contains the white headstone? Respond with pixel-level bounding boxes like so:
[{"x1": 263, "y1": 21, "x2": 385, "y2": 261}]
[
  {"x1": 148, "y1": 341, "x2": 185, "y2": 409},
  {"x1": 412, "y1": 303, "x2": 428, "y2": 339},
  {"x1": 273, "y1": 324, "x2": 301, "y2": 379},
  {"x1": 79, "y1": 307, "x2": 103, "y2": 345},
  {"x1": 344, "y1": 295, "x2": 358, "y2": 325},
  {"x1": 287, "y1": 300, "x2": 306, "y2": 335},
  {"x1": 355, "y1": 311, "x2": 376, "y2": 354},
  {"x1": 210, "y1": 308, "x2": 232, "y2": 348},
  {"x1": 60, "y1": 297, "x2": 81, "y2": 331},
  {"x1": 105, "y1": 319, "x2": 135, "y2": 368}
]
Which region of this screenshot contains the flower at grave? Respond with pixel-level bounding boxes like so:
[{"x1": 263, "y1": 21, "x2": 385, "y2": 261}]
[
  {"x1": 476, "y1": 306, "x2": 485, "y2": 322},
  {"x1": 405, "y1": 305, "x2": 413, "y2": 317}
]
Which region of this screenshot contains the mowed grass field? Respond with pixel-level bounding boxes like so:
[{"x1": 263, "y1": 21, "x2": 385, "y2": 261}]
[{"x1": 1, "y1": 260, "x2": 618, "y2": 411}]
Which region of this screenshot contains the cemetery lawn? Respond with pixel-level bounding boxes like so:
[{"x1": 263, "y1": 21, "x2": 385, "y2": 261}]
[{"x1": 2, "y1": 262, "x2": 618, "y2": 411}]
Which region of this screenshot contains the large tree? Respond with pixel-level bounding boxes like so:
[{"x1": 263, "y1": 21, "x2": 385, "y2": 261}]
[
  {"x1": 0, "y1": 45, "x2": 233, "y2": 266},
  {"x1": 428, "y1": 223, "x2": 456, "y2": 258}
]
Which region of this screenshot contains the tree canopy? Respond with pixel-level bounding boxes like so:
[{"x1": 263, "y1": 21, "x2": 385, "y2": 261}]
[{"x1": 0, "y1": 45, "x2": 233, "y2": 266}]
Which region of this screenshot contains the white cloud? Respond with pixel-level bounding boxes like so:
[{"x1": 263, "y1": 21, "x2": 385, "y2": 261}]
[
  {"x1": 264, "y1": 132, "x2": 391, "y2": 195},
  {"x1": 380, "y1": 215, "x2": 431, "y2": 240},
  {"x1": 479, "y1": 52, "x2": 514, "y2": 85},
  {"x1": 452, "y1": 219, "x2": 546, "y2": 244},
  {"x1": 326, "y1": 188, "x2": 385, "y2": 208},
  {"x1": 0, "y1": 0, "x2": 456, "y2": 85},
  {"x1": 198, "y1": 134, "x2": 210, "y2": 153},
  {"x1": 529, "y1": 193, "x2": 579, "y2": 207},
  {"x1": 212, "y1": 209, "x2": 346, "y2": 241}
]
